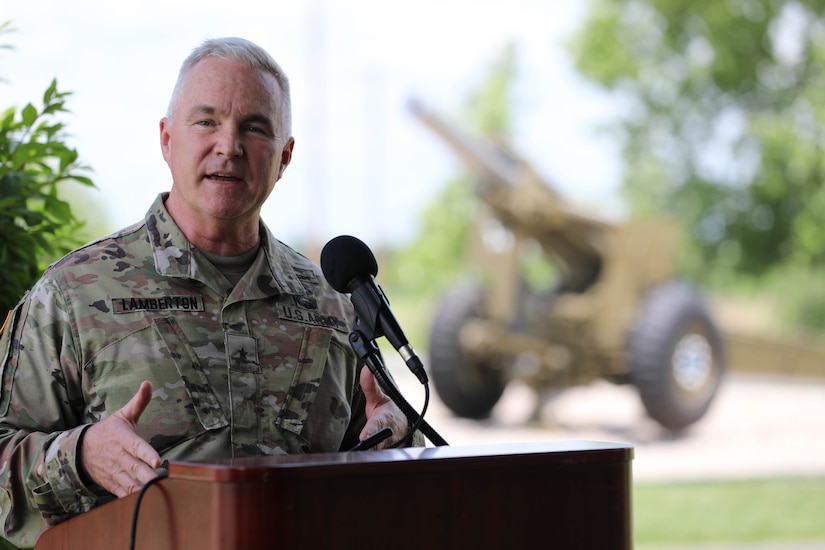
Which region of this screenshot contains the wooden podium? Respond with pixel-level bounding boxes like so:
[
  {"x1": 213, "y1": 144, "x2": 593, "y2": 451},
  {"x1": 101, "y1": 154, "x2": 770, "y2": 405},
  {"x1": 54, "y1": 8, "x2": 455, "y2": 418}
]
[{"x1": 35, "y1": 440, "x2": 633, "y2": 549}]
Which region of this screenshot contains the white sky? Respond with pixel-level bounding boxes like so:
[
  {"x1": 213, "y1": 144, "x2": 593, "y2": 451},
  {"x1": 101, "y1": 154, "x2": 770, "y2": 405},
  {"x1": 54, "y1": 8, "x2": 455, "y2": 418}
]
[{"x1": 2, "y1": 0, "x2": 622, "y2": 252}]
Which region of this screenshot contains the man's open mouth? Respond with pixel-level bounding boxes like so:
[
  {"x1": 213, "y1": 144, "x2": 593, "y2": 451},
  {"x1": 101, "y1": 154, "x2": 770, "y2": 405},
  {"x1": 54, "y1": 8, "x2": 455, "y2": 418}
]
[{"x1": 207, "y1": 173, "x2": 244, "y2": 183}]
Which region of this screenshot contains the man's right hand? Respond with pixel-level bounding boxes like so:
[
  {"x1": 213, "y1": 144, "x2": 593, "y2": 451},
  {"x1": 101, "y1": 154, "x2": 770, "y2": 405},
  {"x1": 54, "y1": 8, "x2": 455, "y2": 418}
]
[{"x1": 79, "y1": 381, "x2": 162, "y2": 497}]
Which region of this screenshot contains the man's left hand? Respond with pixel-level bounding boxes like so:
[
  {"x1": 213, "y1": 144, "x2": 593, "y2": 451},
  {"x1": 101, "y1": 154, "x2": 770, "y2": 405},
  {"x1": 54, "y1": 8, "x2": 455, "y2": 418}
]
[{"x1": 358, "y1": 367, "x2": 409, "y2": 449}]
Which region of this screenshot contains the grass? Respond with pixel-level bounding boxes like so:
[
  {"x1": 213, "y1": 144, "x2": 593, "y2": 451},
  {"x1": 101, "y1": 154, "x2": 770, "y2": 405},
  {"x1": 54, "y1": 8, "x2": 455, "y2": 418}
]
[{"x1": 634, "y1": 477, "x2": 825, "y2": 547}]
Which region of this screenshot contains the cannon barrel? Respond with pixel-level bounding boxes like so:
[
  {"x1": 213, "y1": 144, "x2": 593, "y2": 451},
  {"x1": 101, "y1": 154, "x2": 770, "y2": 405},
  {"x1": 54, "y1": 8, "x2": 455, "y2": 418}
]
[{"x1": 409, "y1": 100, "x2": 611, "y2": 292}]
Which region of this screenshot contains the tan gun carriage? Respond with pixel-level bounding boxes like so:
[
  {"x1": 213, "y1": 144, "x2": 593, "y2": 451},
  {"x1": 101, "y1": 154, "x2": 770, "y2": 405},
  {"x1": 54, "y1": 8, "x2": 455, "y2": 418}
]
[{"x1": 412, "y1": 101, "x2": 723, "y2": 430}]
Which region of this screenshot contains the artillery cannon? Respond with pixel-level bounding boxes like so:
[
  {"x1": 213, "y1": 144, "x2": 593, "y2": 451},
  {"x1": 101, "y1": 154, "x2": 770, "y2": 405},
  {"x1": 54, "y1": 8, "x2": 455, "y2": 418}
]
[{"x1": 410, "y1": 100, "x2": 724, "y2": 431}]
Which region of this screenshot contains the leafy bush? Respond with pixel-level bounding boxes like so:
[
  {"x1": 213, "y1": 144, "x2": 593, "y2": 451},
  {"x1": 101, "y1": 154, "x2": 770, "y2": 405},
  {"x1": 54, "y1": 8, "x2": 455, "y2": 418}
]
[{"x1": 0, "y1": 76, "x2": 94, "y2": 312}]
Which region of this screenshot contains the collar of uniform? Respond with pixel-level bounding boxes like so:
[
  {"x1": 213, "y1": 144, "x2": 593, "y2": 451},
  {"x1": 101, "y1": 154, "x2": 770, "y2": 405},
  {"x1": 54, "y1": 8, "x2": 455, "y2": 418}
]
[
  {"x1": 145, "y1": 193, "x2": 196, "y2": 279},
  {"x1": 144, "y1": 193, "x2": 310, "y2": 297},
  {"x1": 258, "y1": 225, "x2": 315, "y2": 297}
]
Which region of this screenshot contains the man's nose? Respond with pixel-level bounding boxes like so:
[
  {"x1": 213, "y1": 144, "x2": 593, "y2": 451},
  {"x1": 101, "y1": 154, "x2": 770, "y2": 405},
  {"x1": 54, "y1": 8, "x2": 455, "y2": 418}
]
[{"x1": 215, "y1": 126, "x2": 243, "y2": 158}]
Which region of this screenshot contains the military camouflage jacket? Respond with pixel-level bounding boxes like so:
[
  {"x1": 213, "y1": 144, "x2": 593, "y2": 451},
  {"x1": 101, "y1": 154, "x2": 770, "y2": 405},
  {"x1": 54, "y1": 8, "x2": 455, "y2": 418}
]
[{"x1": 0, "y1": 194, "x2": 370, "y2": 546}]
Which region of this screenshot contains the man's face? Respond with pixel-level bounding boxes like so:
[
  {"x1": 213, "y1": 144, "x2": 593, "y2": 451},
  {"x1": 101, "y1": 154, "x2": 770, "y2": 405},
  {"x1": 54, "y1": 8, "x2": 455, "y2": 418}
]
[{"x1": 160, "y1": 57, "x2": 293, "y2": 228}]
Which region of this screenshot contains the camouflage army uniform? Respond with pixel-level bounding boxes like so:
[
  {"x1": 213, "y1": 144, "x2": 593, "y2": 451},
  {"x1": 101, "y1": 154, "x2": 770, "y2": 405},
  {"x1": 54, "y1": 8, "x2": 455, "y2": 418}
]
[{"x1": 0, "y1": 193, "x2": 374, "y2": 546}]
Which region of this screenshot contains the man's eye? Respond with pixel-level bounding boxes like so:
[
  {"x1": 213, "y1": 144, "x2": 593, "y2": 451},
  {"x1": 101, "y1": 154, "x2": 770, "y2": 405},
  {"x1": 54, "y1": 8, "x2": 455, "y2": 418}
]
[
  {"x1": 246, "y1": 126, "x2": 265, "y2": 134},
  {"x1": 196, "y1": 120, "x2": 214, "y2": 127}
]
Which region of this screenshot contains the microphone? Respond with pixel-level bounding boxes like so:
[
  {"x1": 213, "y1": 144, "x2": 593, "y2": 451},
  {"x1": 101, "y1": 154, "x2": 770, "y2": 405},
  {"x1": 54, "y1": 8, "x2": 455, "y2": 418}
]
[{"x1": 320, "y1": 235, "x2": 428, "y2": 385}]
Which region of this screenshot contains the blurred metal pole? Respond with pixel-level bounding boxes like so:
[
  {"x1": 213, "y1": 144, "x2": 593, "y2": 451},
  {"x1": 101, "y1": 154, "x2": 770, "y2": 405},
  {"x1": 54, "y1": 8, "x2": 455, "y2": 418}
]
[
  {"x1": 364, "y1": 68, "x2": 388, "y2": 256},
  {"x1": 304, "y1": 0, "x2": 327, "y2": 262}
]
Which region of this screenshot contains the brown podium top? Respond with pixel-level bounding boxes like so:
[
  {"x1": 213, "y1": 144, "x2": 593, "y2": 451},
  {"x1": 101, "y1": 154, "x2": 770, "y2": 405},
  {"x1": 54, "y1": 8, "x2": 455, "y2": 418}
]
[
  {"x1": 169, "y1": 439, "x2": 633, "y2": 482},
  {"x1": 37, "y1": 440, "x2": 634, "y2": 550}
]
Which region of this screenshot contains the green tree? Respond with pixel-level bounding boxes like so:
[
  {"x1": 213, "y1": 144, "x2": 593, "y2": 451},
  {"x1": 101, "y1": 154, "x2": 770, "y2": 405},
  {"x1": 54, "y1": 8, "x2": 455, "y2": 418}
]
[
  {"x1": 569, "y1": 0, "x2": 825, "y2": 285},
  {"x1": 1, "y1": 23, "x2": 95, "y2": 312}
]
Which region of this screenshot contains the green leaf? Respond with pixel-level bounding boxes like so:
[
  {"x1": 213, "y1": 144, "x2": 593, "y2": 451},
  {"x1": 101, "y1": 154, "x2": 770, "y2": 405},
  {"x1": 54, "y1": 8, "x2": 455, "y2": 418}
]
[
  {"x1": 43, "y1": 79, "x2": 58, "y2": 105},
  {"x1": 0, "y1": 107, "x2": 16, "y2": 130},
  {"x1": 45, "y1": 197, "x2": 73, "y2": 224},
  {"x1": 0, "y1": 173, "x2": 22, "y2": 196},
  {"x1": 68, "y1": 175, "x2": 95, "y2": 188},
  {"x1": 20, "y1": 103, "x2": 37, "y2": 127}
]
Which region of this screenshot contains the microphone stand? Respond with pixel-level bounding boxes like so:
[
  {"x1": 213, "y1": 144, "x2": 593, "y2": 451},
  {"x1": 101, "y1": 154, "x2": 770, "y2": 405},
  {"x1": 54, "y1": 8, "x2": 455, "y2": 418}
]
[{"x1": 348, "y1": 326, "x2": 449, "y2": 447}]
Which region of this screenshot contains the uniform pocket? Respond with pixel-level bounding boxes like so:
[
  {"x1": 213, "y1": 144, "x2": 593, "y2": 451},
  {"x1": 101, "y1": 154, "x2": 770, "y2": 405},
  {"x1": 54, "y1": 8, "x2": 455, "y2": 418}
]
[
  {"x1": 85, "y1": 316, "x2": 228, "y2": 453},
  {"x1": 153, "y1": 317, "x2": 227, "y2": 431},
  {"x1": 276, "y1": 326, "x2": 333, "y2": 435}
]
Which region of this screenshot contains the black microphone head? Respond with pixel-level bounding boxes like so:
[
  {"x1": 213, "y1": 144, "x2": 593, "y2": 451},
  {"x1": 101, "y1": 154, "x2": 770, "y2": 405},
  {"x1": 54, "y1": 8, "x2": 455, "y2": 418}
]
[{"x1": 320, "y1": 235, "x2": 379, "y2": 293}]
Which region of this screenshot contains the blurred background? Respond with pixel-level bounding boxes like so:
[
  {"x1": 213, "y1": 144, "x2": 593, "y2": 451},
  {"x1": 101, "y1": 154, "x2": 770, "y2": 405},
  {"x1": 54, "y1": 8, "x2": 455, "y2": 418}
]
[{"x1": 2, "y1": 0, "x2": 825, "y2": 548}]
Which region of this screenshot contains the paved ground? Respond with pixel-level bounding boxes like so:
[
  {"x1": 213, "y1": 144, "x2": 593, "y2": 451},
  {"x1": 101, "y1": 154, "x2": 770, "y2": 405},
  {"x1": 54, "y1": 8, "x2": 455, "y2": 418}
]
[
  {"x1": 392, "y1": 365, "x2": 825, "y2": 482},
  {"x1": 642, "y1": 545, "x2": 825, "y2": 550},
  {"x1": 390, "y1": 366, "x2": 825, "y2": 548}
]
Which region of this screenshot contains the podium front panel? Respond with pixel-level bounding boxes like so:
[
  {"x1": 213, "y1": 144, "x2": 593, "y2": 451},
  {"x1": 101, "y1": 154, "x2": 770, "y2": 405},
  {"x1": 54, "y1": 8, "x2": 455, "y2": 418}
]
[{"x1": 36, "y1": 440, "x2": 633, "y2": 549}]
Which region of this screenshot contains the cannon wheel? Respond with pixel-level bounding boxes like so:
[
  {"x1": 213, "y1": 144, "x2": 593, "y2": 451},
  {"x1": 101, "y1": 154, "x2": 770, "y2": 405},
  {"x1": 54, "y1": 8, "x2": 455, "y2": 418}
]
[
  {"x1": 629, "y1": 280, "x2": 725, "y2": 431},
  {"x1": 428, "y1": 285, "x2": 506, "y2": 418}
]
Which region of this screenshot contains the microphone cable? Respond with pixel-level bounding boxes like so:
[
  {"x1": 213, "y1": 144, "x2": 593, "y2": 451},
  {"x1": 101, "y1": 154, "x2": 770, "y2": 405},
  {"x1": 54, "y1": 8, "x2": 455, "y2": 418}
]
[
  {"x1": 129, "y1": 460, "x2": 169, "y2": 550},
  {"x1": 355, "y1": 333, "x2": 446, "y2": 447},
  {"x1": 391, "y1": 380, "x2": 429, "y2": 448}
]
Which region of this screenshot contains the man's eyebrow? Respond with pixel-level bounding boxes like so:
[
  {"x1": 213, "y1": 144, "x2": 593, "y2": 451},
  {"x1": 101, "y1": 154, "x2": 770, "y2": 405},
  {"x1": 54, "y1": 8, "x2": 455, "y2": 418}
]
[
  {"x1": 184, "y1": 105, "x2": 274, "y2": 128},
  {"x1": 185, "y1": 104, "x2": 217, "y2": 119},
  {"x1": 241, "y1": 113, "x2": 275, "y2": 127}
]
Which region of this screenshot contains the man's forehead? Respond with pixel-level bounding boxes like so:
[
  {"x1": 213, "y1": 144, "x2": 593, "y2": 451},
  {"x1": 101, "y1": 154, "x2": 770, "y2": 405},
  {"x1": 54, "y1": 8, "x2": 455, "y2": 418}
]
[
  {"x1": 186, "y1": 57, "x2": 280, "y2": 90},
  {"x1": 178, "y1": 60, "x2": 282, "y2": 118}
]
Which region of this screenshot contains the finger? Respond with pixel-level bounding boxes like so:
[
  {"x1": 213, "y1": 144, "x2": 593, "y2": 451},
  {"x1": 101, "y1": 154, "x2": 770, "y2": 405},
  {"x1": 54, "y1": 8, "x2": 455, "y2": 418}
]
[
  {"x1": 109, "y1": 471, "x2": 139, "y2": 498},
  {"x1": 112, "y1": 455, "x2": 162, "y2": 497},
  {"x1": 360, "y1": 408, "x2": 407, "y2": 448},
  {"x1": 110, "y1": 459, "x2": 157, "y2": 497},
  {"x1": 116, "y1": 383, "x2": 161, "y2": 466},
  {"x1": 119, "y1": 381, "x2": 154, "y2": 426},
  {"x1": 128, "y1": 450, "x2": 163, "y2": 484},
  {"x1": 129, "y1": 433, "x2": 162, "y2": 469},
  {"x1": 359, "y1": 367, "x2": 376, "y2": 396},
  {"x1": 360, "y1": 412, "x2": 387, "y2": 440},
  {"x1": 360, "y1": 368, "x2": 389, "y2": 410},
  {"x1": 358, "y1": 369, "x2": 407, "y2": 448}
]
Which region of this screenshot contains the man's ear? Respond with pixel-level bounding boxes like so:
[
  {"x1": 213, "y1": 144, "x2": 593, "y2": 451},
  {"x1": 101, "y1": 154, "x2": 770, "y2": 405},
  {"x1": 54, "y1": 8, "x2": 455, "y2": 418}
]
[
  {"x1": 277, "y1": 137, "x2": 295, "y2": 179},
  {"x1": 159, "y1": 117, "x2": 172, "y2": 164}
]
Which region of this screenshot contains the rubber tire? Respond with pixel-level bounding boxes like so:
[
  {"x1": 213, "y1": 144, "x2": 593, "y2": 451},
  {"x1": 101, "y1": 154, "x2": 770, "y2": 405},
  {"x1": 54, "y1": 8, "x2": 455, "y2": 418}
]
[
  {"x1": 629, "y1": 280, "x2": 724, "y2": 431},
  {"x1": 428, "y1": 285, "x2": 506, "y2": 419}
]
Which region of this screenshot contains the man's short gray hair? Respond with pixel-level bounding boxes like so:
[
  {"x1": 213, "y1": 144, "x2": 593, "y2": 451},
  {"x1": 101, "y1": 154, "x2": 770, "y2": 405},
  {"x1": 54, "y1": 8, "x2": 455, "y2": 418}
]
[{"x1": 166, "y1": 37, "x2": 292, "y2": 137}]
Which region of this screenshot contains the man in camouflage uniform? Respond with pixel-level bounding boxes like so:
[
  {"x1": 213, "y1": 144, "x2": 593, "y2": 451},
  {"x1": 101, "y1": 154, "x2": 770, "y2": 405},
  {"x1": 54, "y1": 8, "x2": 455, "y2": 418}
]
[{"x1": 0, "y1": 37, "x2": 416, "y2": 547}]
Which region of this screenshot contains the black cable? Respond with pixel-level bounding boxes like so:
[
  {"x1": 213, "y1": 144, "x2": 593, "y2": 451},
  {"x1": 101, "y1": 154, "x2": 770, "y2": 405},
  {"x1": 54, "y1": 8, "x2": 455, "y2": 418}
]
[
  {"x1": 129, "y1": 461, "x2": 169, "y2": 550},
  {"x1": 348, "y1": 330, "x2": 448, "y2": 446},
  {"x1": 391, "y1": 381, "x2": 429, "y2": 448},
  {"x1": 371, "y1": 354, "x2": 446, "y2": 446}
]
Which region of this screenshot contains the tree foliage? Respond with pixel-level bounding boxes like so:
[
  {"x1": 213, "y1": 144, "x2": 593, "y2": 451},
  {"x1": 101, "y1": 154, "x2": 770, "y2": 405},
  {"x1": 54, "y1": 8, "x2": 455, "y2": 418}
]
[
  {"x1": 1, "y1": 24, "x2": 95, "y2": 312},
  {"x1": 569, "y1": 0, "x2": 825, "y2": 285}
]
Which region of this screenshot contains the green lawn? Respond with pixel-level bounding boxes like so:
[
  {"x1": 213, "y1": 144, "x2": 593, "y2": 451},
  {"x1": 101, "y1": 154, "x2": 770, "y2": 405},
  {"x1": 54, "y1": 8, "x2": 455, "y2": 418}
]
[{"x1": 634, "y1": 477, "x2": 825, "y2": 547}]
